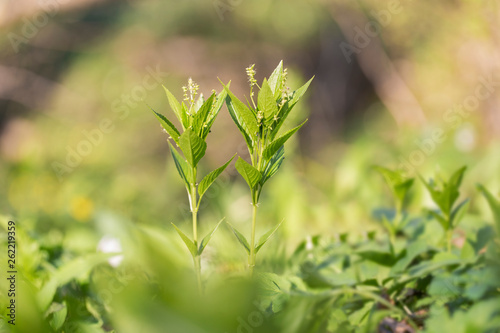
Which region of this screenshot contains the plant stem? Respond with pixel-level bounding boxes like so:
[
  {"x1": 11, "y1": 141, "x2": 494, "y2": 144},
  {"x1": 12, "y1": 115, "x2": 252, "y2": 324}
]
[
  {"x1": 249, "y1": 201, "x2": 257, "y2": 275},
  {"x1": 394, "y1": 202, "x2": 402, "y2": 229},
  {"x1": 193, "y1": 254, "x2": 202, "y2": 295},
  {"x1": 192, "y1": 203, "x2": 202, "y2": 294},
  {"x1": 444, "y1": 213, "x2": 452, "y2": 253},
  {"x1": 446, "y1": 229, "x2": 452, "y2": 252},
  {"x1": 190, "y1": 167, "x2": 202, "y2": 294}
]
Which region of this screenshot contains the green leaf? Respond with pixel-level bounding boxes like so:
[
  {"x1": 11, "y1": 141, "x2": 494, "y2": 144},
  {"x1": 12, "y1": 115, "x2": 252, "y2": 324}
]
[
  {"x1": 477, "y1": 184, "x2": 500, "y2": 235},
  {"x1": 203, "y1": 88, "x2": 228, "y2": 139},
  {"x1": 450, "y1": 198, "x2": 470, "y2": 227},
  {"x1": 171, "y1": 223, "x2": 197, "y2": 257},
  {"x1": 381, "y1": 214, "x2": 396, "y2": 237},
  {"x1": 198, "y1": 218, "x2": 224, "y2": 255},
  {"x1": 222, "y1": 81, "x2": 258, "y2": 144},
  {"x1": 178, "y1": 128, "x2": 207, "y2": 167},
  {"x1": 258, "y1": 78, "x2": 278, "y2": 122},
  {"x1": 168, "y1": 142, "x2": 192, "y2": 187},
  {"x1": 261, "y1": 145, "x2": 285, "y2": 184},
  {"x1": 394, "y1": 179, "x2": 414, "y2": 204},
  {"x1": 163, "y1": 86, "x2": 187, "y2": 129},
  {"x1": 267, "y1": 61, "x2": 283, "y2": 98},
  {"x1": 181, "y1": 101, "x2": 190, "y2": 126},
  {"x1": 390, "y1": 240, "x2": 428, "y2": 274},
  {"x1": 374, "y1": 166, "x2": 414, "y2": 207},
  {"x1": 428, "y1": 210, "x2": 449, "y2": 231},
  {"x1": 460, "y1": 239, "x2": 475, "y2": 260},
  {"x1": 271, "y1": 77, "x2": 313, "y2": 139},
  {"x1": 226, "y1": 96, "x2": 254, "y2": 153},
  {"x1": 193, "y1": 93, "x2": 215, "y2": 136},
  {"x1": 420, "y1": 166, "x2": 467, "y2": 216},
  {"x1": 356, "y1": 250, "x2": 398, "y2": 267},
  {"x1": 235, "y1": 157, "x2": 262, "y2": 189},
  {"x1": 442, "y1": 166, "x2": 467, "y2": 214},
  {"x1": 148, "y1": 105, "x2": 180, "y2": 145},
  {"x1": 227, "y1": 222, "x2": 250, "y2": 254},
  {"x1": 255, "y1": 220, "x2": 284, "y2": 254},
  {"x1": 263, "y1": 120, "x2": 307, "y2": 161},
  {"x1": 37, "y1": 253, "x2": 113, "y2": 310},
  {"x1": 421, "y1": 177, "x2": 443, "y2": 210},
  {"x1": 47, "y1": 302, "x2": 67, "y2": 331},
  {"x1": 198, "y1": 155, "x2": 235, "y2": 198},
  {"x1": 288, "y1": 77, "x2": 314, "y2": 106},
  {"x1": 193, "y1": 93, "x2": 205, "y2": 113}
]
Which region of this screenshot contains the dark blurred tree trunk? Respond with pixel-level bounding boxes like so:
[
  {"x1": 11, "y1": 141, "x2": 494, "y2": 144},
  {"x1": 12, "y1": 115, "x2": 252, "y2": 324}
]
[{"x1": 327, "y1": 2, "x2": 427, "y2": 128}]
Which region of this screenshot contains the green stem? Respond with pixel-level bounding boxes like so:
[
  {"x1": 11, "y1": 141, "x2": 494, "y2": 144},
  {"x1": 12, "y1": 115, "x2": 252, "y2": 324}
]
[
  {"x1": 193, "y1": 254, "x2": 202, "y2": 295},
  {"x1": 190, "y1": 167, "x2": 202, "y2": 294},
  {"x1": 446, "y1": 229, "x2": 452, "y2": 253},
  {"x1": 249, "y1": 200, "x2": 257, "y2": 275},
  {"x1": 444, "y1": 213, "x2": 452, "y2": 253},
  {"x1": 394, "y1": 202, "x2": 402, "y2": 230},
  {"x1": 388, "y1": 230, "x2": 396, "y2": 255}
]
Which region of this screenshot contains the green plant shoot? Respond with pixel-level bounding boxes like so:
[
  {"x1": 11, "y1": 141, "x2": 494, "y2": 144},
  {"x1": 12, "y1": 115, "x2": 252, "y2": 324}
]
[
  {"x1": 374, "y1": 166, "x2": 414, "y2": 251},
  {"x1": 149, "y1": 78, "x2": 233, "y2": 293},
  {"x1": 420, "y1": 166, "x2": 469, "y2": 252},
  {"x1": 221, "y1": 61, "x2": 313, "y2": 273},
  {"x1": 477, "y1": 184, "x2": 500, "y2": 237}
]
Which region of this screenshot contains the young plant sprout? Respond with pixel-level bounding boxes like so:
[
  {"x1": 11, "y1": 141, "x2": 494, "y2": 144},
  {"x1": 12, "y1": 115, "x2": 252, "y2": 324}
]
[
  {"x1": 477, "y1": 185, "x2": 500, "y2": 238},
  {"x1": 374, "y1": 166, "x2": 414, "y2": 252},
  {"x1": 221, "y1": 61, "x2": 313, "y2": 273},
  {"x1": 420, "y1": 166, "x2": 469, "y2": 252},
  {"x1": 149, "y1": 78, "x2": 234, "y2": 293}
]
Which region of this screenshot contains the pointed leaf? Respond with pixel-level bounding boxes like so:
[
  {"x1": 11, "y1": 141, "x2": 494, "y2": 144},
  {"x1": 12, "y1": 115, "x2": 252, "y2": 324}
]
[
  {"x1": 394, "y1": 179, "x2": 414, "y2": 205},
  {"x1": 271, "y1": 77, "x2": 313, "y2": 138},
  {"x1": 420, "y1": 176, "x2": 445, "y2": 212},
  {"x1": 198, "y1": 218, "x2": 225, "y2": 255},
  {"x1": 171, "y1": 223, "x2": 197, "y2": 257},
  {"x1": 450, "y1": 198, "x2": 470, "y2": 227},
  {"x1": 381, "y1": 214, "x2": 396, "y2": 235},
  {"x1": 222, "y1": 81, "x2": 259, "y2": 141},
  {"x1": 226, "y1": 96, "x2": 254, "y2": 153},
  {"x1": 235, "y1": 157, "x2": 262, "y2": 189},
  {"x1": 178, "y1": 128, "x2": 207, "y2": 167},
  {"x1": 149, "y1": 105, "x2": 180, "y2": 145},
  {"x1": 258, "y1": 78, "x2": 278, "y2": 121},
  {"x1": 48, "y1": 301, "x2": 67, "y2": 331},
  {"x1": 263, "y1": 120, "x2": 307, "y2": 160},
  {"x1": 288, "y1": 77, "x2": 314, "y2": 106},
  {"x1": 193, "y1": 94, "x2": 215, "y2": 136},
  {"x1": 181, "y1": 101, "x2": 192, "y2": 128},
  {"x1": 198, "y1": 155, "x2": 235, "y2": 198},
  {"x1": 477, "y1": 184, "x2": 500, "y2": 235},
  {"x1": 227, "y1": 222, "x2": 250, "y2": 254},
  {"x1": 374, "y1": 166, "x2": 414, "y2": 206},
  {"x1": 357, "y1": 250, "x2": 398, "y2": 267},
  {"x1": 194, "y1": 93, "x2": 205, "y2": 113},
  {"x1": 168, "y1": 142, "x2": 192, "y2": 187},
  {"x1": 261, "y1": 146, "x2": 285, "y2": 184},
  {"x1": 163, "y1": 86, "x2": 187, "y2": 129},
  {"x1": 203, "y1": 88, "x2": 228, "y2": 139},
  {"x1": 421, "y1": 166, "x2": 467, "y2": 216},
  {"x1": 428, "y1": 210, "x2": 449, "y2": 231},
  {"x1": 267, "y1": 61, "x2": 283, "y2": 98},
  {"x1": 443, "y1": 166, "x2": 467, "y2": 213},
  {"x1": 255, "y1": 220, "x2": 284, "y2": 254}
]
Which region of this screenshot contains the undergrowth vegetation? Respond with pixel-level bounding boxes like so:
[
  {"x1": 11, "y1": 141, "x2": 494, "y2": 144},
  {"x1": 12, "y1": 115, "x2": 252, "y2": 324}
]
[{"x1": 1, "y1": 63, "x2": 499, "y2": 333}]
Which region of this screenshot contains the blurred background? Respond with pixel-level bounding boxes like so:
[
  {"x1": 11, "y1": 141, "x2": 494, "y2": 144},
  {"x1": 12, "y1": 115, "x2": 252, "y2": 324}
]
[{"x1": 1, "y1": 0, "x2": 500, "y2": 331}]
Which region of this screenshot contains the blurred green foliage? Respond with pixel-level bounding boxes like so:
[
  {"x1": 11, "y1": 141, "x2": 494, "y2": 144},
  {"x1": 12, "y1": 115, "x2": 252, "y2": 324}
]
[{"x1": 1, "y1": 0, "x2": 500, "y2": 331}]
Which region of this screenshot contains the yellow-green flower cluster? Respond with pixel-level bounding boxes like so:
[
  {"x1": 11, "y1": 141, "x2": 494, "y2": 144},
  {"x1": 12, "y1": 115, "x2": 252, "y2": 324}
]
[
  {"x1": 246, "y1": 64, "x2": 257, "y2": 96},
  {"x1": 182, "y1": 77, "x2": 200, "y2": 109}
]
